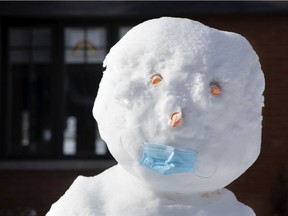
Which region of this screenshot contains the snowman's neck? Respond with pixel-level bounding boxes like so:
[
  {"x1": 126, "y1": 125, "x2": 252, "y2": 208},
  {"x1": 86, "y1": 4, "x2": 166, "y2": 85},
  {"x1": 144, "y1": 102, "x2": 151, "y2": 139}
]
[
  {"x1": 117, "y1": 164, "x2": 221, "y2": 204},
  {"x1": 116, "y1": 164, "x2": 160, "y2": 199}
]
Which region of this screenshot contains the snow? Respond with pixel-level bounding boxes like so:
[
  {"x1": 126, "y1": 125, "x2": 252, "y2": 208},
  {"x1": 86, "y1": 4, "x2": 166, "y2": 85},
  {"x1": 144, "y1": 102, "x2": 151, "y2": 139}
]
[
  {"x1": 47, "y1": 166, "x2": 255, "y2": 216},
  {"x1": 47, "y1": 17, "x2": 264, "y2": 216}
]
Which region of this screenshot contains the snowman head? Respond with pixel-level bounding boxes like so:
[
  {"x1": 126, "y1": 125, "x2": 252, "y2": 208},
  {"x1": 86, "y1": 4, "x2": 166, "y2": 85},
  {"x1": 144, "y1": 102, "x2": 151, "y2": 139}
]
[{"x1": 93, "y1": 17, "x2": 265, "y2": 194}]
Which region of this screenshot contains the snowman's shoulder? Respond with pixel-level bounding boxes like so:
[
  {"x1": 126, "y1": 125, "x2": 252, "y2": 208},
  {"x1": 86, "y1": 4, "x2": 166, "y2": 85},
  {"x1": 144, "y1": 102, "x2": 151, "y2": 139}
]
[{"x1": 46, "y1": 166, "x2": 118, "y2": 216}]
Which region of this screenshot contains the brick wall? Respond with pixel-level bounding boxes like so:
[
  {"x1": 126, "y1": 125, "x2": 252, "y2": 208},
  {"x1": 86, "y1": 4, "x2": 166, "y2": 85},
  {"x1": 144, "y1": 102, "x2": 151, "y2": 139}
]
[
  {"x1": 0, "y1": 14, "x2": 287, "y2": 216},
  {"x1": 0, "y1": 170, "x2": 101, "y2": 215}
]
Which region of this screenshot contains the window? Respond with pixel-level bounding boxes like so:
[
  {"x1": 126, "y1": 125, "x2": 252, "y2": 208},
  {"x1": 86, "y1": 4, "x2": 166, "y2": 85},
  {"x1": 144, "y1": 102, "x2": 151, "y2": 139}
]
[
  {"x1": 3, "y1": 27, "x2": 55, "y2": 159},
  {"x1": 65, "y1": 28, "x2": 107, "y2": 64},
  {"x1": 63, "y1": 27, "x2": 108, "y2": 157},
  {"x1": 9, "y1": 28, "x2": 51, "y2": 63},
  {"x1": 0, "y1": 20, "x2": 137, "y2": 163},
  {"x1": 1, "y1": 22, "x2": 113, "y2": 161}
]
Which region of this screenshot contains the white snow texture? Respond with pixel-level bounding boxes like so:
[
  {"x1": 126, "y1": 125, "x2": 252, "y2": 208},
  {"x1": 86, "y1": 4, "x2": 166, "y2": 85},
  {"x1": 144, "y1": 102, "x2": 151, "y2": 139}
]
[{"x1": 47, "y1": 17, "x2": 264, "y2": 216}]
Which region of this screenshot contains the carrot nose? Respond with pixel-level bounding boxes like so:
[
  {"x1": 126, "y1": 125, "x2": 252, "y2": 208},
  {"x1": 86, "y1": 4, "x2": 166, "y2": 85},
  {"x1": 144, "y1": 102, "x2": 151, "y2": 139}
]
[{"x1": 170, "y1": 111, "x2": 182, "y2": 128}]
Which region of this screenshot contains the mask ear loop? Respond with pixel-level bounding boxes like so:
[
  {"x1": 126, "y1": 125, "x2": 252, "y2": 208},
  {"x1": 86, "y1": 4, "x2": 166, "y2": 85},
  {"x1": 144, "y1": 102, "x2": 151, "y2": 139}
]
[
  {"x1": 118, "y1": 123, "x2": 146, "y2": 163},
  {"x1": 192, "y1": 157, "x2": 217, "y2": 179},
  {"x1": 119, "y1": 135, "x2": 144, "y2": 179}
]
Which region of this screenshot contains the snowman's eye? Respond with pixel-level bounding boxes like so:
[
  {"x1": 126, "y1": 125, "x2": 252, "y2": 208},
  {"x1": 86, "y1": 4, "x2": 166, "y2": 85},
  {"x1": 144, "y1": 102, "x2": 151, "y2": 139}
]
[
  {"x1": 210, "y1": 83, "x2": 221, "y2": 96},
  {"x1": 151, "y1": 74, "x2": 163, "y2": 85}
]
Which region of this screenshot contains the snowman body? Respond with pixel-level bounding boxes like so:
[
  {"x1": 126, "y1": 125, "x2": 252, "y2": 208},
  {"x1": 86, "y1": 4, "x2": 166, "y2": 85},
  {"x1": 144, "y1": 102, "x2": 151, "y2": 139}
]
[
  {"x1": 47, "y1": 166, "x2": 255, "y2": 216},
  {"x1": 47, "y1": 17, "x2": 264, "y2": 216}
]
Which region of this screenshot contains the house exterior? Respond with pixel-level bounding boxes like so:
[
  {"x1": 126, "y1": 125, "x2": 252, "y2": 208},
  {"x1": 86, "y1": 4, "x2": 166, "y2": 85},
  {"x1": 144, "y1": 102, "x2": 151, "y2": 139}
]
[{"x1": 0, "y1": 2, "x2": 287, "y2": 215}]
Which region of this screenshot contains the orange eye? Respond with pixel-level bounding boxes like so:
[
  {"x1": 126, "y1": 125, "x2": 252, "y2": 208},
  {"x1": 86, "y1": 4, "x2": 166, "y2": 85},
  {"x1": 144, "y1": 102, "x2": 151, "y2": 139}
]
[
  {"x1": 211, "y1": 84, "x2": 221, "y2": 96},
  {"x1": 151, "y1": 74, "x2": 162, "y2": 85}
]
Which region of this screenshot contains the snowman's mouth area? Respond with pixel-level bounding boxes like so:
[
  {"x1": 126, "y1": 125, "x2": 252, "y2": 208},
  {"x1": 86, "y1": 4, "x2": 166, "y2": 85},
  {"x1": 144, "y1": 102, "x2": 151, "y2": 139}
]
[
  {"x1": 139, "y1": 142, "x2": 198, "y2": 175},
  {"x1": 119, "y1": 136, "x2": 216, "y2": 179}
]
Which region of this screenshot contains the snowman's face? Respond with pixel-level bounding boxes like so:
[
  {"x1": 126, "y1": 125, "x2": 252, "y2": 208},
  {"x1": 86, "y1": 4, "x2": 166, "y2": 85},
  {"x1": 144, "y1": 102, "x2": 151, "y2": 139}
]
[{"x1": 93, "y1": 17, "x2": 264, "y2": 193}]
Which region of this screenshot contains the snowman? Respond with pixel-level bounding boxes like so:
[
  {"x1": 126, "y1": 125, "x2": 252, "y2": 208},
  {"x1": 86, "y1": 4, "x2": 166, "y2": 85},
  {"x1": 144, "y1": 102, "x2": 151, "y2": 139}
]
[{"x1": 47, "y1": 17, "x2": 265, "y2": 216}]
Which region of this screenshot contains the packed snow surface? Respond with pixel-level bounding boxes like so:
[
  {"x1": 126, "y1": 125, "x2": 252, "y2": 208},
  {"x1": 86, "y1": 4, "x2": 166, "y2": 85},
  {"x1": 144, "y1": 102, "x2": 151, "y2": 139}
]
[
  {"x1": 47, "y1": 166, "x2": 256, "y2": 216},
  {"x1": 47, "y1": 17, "x2": 264, "y2": 216}
]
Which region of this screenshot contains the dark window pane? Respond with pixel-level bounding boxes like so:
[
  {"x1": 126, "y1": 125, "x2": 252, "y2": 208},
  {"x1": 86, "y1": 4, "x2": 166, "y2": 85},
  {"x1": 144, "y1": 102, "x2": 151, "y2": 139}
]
[
  {"x1": 9, "y1": 28, "x2": 30, "y2": 47},
  {"x1": 10, "y1": 50, "x2": 29, "y2": 63},
  {"x1": 32, "y1": 28, "x2": 51, "y2": 47},
  {"x1": 8, "y1": 65, "x2": 54, "y2": 157},
  {"x1": 32, "y1": 50, "x2": 50, "y2": 63}
]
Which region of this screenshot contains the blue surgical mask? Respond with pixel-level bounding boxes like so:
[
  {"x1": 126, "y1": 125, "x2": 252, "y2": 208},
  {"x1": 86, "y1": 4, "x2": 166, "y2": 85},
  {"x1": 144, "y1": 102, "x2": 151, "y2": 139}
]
[{"x1": 140, "y1": 142, "x2": 198, "y2": 175}]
